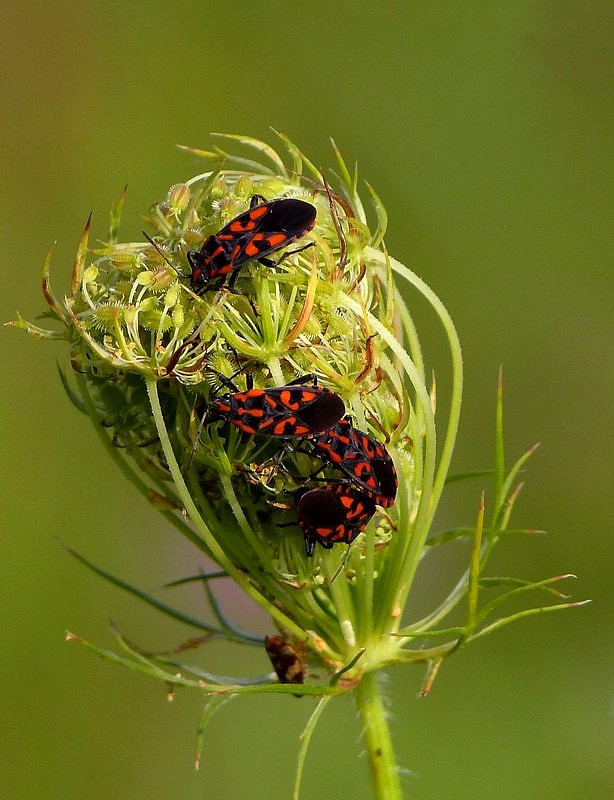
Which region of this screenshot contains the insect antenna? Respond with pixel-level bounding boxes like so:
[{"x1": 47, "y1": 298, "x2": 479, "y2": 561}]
[
  {"x1": 142, "y1": 231, "x2": 192, "y2": 281},
  {"x1": 330, "y1": 543, "x2": 353, "y2": 583}
]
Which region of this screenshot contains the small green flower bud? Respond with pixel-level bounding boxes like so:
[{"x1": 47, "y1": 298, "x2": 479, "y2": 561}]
[
  {"x1": 166, "y1": 182, "x2": 190, "y2": 216},
  {"x1": 171, "y1": 303, "x2": 185, "y2": 328},
  {"x1": 83, "y1": 265, "x2": 99, "y2": 283}
]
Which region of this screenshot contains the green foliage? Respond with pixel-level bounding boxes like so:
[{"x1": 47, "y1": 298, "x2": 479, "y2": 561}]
[{"x1": 9, "y1": 133, "x2": 586, "y2": 800}]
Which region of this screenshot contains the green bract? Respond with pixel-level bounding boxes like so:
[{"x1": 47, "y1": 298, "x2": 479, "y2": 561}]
[{"x1": 9, "y1": 133, "x2": 585, "y2": 799}]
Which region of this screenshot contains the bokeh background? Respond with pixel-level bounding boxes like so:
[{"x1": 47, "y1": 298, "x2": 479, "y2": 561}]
[{"x1": 2, "y1": 2, "x2": 612, "y2": 798}]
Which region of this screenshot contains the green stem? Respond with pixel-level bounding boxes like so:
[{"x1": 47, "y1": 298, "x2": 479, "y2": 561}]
[
  {"x1": 354, "y1": 672, "x2": 403, "y2": 800},
  {"x1": 74, "y1": 372, "x2": 198, "y2": 546},
  {"x1": 145, "y1": 377, "x2": 307, "y2": 641}
]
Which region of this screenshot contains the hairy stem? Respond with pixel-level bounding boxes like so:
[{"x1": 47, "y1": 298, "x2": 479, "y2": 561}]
[{"x1": 354, "y1": 672, "x2": 403, "y2": 800}]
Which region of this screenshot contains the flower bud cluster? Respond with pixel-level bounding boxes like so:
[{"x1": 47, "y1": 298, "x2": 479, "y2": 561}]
[{"x1": 14, "y1": 135, "x2": 571, "y2": 696}]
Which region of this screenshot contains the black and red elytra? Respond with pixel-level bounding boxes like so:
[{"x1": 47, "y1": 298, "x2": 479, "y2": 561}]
[
  {"x1": 188, "y1": 194, "x2": 317, "y2": 292},
  {"x1": 204, "y1": 377, "x2": 345, "y2": 438},
  {"x1": 310, "y1": 418, "x2": 397, "y2": 508},
  {"x1": 264, "y1": 634, "x2": 305, "y2": 685},
  {"x1": 296, "y1": 483, "x2": 377, "y2": 557}
]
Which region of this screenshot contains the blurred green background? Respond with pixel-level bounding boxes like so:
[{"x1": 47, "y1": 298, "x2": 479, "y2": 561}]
[{"x1": 2, "y1": 2, "x2": 612, "y2": 798}]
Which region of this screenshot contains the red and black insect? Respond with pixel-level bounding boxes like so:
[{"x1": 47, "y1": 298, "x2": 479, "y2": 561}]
[
  {"x1": 295, "y1": 483, "x2": 377, "y2": 557},
  {"x1": 264, "y1": 634, "x2": 305, "y2": 685},
  {"x1": 310, "y1": 418, "x2": 397, "y2": 508},
  {"x1": 204, "y1": 376, "x2": 345, "y2": 438},
  {"x1": 188, "y1": 194, "x2": 317, "y2": 292}
]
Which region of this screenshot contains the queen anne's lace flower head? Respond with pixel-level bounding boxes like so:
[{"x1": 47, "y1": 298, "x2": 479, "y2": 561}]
[{"x1": 10, "y1": 133, "x2": 584, "y2": 790}]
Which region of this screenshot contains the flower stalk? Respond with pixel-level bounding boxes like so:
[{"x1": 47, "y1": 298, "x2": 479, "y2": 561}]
[
  {"x1": 355, "y1": 671, "x2": 403, "y2": 800},
  {"x1": 8, "y1": 132, "x2": 586, "y2": 799}
]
